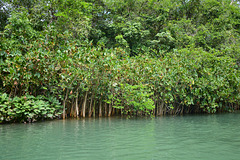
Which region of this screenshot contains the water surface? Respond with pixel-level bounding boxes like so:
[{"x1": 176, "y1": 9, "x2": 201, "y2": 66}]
[{"x1": 1, "y1": 113, "x2": 240, "y2": 160}]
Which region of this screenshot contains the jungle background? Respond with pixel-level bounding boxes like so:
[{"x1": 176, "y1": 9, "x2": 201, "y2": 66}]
[{"x1": 0, "y1": 0, "x2": 240, "y2": 123}]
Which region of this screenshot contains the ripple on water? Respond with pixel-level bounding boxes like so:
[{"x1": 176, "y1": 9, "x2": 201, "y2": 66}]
[{"x1": 1, "y1": 114, "x2": 240, "y2": 160}]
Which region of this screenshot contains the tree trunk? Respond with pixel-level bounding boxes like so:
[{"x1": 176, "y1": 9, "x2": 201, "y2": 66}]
[
  {"x1": 89, "y1": 94, "x2": 94, "y2": 117},
  {"x1": 104, "y1": 103, "x2": 107, "y2": 116},
  {"x1": 76, "y1": 91, "x2": 79, "y2": 117},
  {"x1": 62, "y1": 89, "x2": 69, "y2": 119},
  {"x1": 99, "y1": 101, "x2": 102, "y2": 117},
  {"x1": 82, "y1": 91, "x2": 88, "y2": 118},
  {"x1": 70, "y1": 99, "x2": 74, "y2": 117},
  {"x1": 80, "y1": 98, "x2": 83, "y2": 117},
  {"x1": 159, "y1": 101, "x2": 164, "y2": 116},
  {"x1": 181, "y1": 105, "x2": 184, "y2": 115},
  {"x1": 93, "y1": 100, "x2": 96, "y2": 118},
  {"x1": 108, "y1": 102, "x2": 112, "y2": 117},
  {"x1": 63, "y1": 100, "x2": 66, "y2": 119},
  {"x1": 154, "y1": 100, "x2": 157, "y2": 116},
  {"x1": 112, "y1": 108, "x2": 115, "y2": 116}
]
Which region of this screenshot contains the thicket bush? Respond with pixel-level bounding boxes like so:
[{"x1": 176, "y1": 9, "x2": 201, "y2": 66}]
[
  {"x1": 0, "y1": 93, "x2": 62, "y2": 123},
  {"x1": 1, "y1": 41, "x2": 239, "y2": 120}
]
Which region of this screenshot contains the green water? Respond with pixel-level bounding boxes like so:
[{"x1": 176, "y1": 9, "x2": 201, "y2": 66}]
[{"x1": 1, "y1": 114, "x2": 240, "y2": 160}]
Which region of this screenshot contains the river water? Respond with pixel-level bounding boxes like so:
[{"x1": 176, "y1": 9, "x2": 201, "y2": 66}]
[{"x1": 0, "y1": 113, "x2": 240, "y2": 160}]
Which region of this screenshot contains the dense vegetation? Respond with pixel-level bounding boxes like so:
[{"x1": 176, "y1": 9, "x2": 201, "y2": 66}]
[{"x1": 0, "y1": 0, "x2": 240, "y2": 123}]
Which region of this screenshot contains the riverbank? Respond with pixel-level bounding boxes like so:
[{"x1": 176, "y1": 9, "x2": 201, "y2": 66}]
[{"x1": 1, "y1": 89, "x2": 239, "y2": 124}]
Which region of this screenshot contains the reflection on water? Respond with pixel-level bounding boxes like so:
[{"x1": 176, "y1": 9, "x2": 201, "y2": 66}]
[{"x1": 1, "y1": 114, "x2": 240, "y2": 160}]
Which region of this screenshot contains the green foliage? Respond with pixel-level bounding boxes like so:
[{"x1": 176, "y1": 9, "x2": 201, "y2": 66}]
[
  {"x1": 54, "y1": 0, "x2": 92, "y2": 40},
  {"x1": 120, "y1": 83, "x2": 155, "y2": 113},
  {"x1": 2, "y1": 8, "x2": 37, "y2": 52},
  {"x1": 0, "y1": 93, "x2": 62, "y2": 123},
  {"x1": 161, "y1": 48, "x2": 239, "y2": 113},
  {"x1": 0, "y1": 0, "x2": 240, "y2": 120}
]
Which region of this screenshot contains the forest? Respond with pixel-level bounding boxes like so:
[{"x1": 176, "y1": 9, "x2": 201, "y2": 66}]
[{"x1": 0, "y1": 0, "x2": 240, "y2": 123}]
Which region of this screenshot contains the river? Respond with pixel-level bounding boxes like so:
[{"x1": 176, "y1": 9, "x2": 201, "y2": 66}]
[{"x1": 1, "y1": 113, "x2": 240, "y2": 160}]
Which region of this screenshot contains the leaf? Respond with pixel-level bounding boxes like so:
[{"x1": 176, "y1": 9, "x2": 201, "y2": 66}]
[{"x1": 47, "y1": 114, "x2": 53, "y2": 118}]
